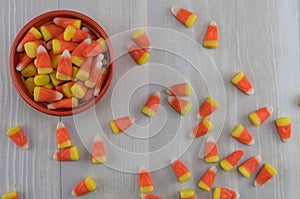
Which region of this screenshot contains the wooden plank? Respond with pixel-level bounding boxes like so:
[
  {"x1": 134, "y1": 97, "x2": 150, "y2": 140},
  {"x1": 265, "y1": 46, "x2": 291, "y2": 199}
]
[
  {"x1": 0, "y1": 0, "x2": 60, "y2": 198},
  {"x1": 236, "y1": 0, "x2": 300, "y2": 198}
]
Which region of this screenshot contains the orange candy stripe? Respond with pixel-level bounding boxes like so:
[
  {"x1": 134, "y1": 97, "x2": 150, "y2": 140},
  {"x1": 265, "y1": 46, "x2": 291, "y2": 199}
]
[
  {"x1": 128, "y1": 44, "x2": 147, "y2": 63},
  {"x1": 57, "y1": 50, "x2": 72, "y2": 80},
  {"x1": 16, "y1": 53, "x2": 32, "y2": 71},
  {"x1": 198, "y1": 166, "x2": 217, "y2": 190},
  {"x1": 7, "y1": 128, "x2": 28, "y2": 149},
  {"x1": 171, "y1": 159, "x2": 190, "y2": 179},
  {"x1": 139, "y1": 169, "x2": 153, "y2": 187},
  {"x1": 204, "y1": 136, "x2": 219, "y2": 162},
  {"x1": 255, "y1": 107, "x2": 272, "y2": 123},
  {"x1": 92, "y1": 136, "x2": 106, "y2": 158},
  {"x1": 223, "y1": 150, "x2": 244, "y2": 167},
  {"x1": 191, "y1": 119, "x2": 212, "y2": 138},
  {"x1": 71, "y1": 38, "x2": 91, "y2": 66},
  {"x1": 239, "y1": 156, "x2": 261, "y2": 177},
  {"x1": 167, "y1": 96, "x2": 192, "y2": 115},
  {"x1": 142, "y1": 92, "x2": 161, "y2": 115},
  {"x1": 56, "y1": 122, "x2": 71, "y2": 148},
  {"x1": 175, "y1": 8, "x2": 193, "y2": 25},
  {"x1": 204, "y1": 23, "x2": 218, "y2": 41}
]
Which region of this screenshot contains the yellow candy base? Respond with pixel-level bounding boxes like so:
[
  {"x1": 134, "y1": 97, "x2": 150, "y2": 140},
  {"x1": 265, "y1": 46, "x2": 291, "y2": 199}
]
[
  {"x1": 142, "y1": 107, "x2": 156, "y2": 117},
  {"x1": 24, "y1": 42, "x2": 37, "y2": 58},
  {"x1": 231, "y1": 124, "x2": 244, "y2": 137},
  {"x1": 40, "y1": 26, "x2": 52, "y2": 41},
  {"x1": 85, "y1": 176, "x2": 97, "y2": 191},
  {"x1": 92, "y1": 156, "x2": 106, "y2": 164},
  {"x1": 76, "y1": 70, "x2": 90, "y2": 81},
  {"x1": 57, "y1": 141, "x2": 72, "y2": 149},
  {"x1": 180, "y1": 189, "x2": 194, "y2": 198},
  {"x1": 220, "y1": 159, "x2": 233, "y2": 172},
  {"x1": 72, "y1": 56, "x2": 84, "y2": 67},
  {"x1": 198, "y1": 180, "x2": 211, "y2": 192},
  {"x1": 74, "y1": 20, "x2": 82, "y2": 29},
  {"x1": 249, "y1": 113, "x2": 261, "y2": 126},
  {"x1": 181, "y1": 102, "x2": 193, "y2": 116},
  {"x1": 213, "y1": 188, "x2": 221, "y2": 199},
  {"x1": 7, "y1": 125, "x2": 21, "y2": 136},
  {"x1": 63, "y1": 26, "x2": 76, "y2": 41},
  {"x1": 231, "y1": 72, "x2": 245, "y2": 84},
  {"x1": 238, "y1": 166, "x2": 251, "y2": 178},
  {"x1": 204, "y1": 40, "x2": 218, "y2": 49},
  {"x1": 185, "y1": 14, "x2": 197, "y2": 28},
  {"x1": 178, "y1": 172, "x2": 192, "y2": 182},
  {"x1": 275, "y1": 117, "x2": 291, "y2": 126},
  {"x1": 205, "y1": 156, "x2": 219, "y2": 163},
  {"x1": 207, "y1": 96, "x2": 219, "y2": 107},
  {"x1": 34, "y1": 75, "x2": 50, "y2": 86},
  {"x1": 56, "y1": 72, "x2": 71, "y2": 81},
  {"x1": 21, "y1": 64, "x2": 37, "y2": 77},
  {"x1": 30, "y1": 27, "x2": 42, "y2": 39},
  {"x1": 185, "y1": 82, "x2": 192, "y2": 96},
  {"x1": 38, "y1": 68, "x2": 53, "y2": 75},
  {"x1": 70, "y1": 146, "x2": 80, "y2": 160},
  {"x1": 110, "y1": 121, "x2": 120, "y2": 134},
  {"x1": 2, "y1": 191, "x2": 18, "y2": 199},
  {"x1": 131, "y1": 29, "x2": 145, "y2": 39},
  {"x1": 25, "y1": 77, "x2": 35, "y2": 92},
  {"x1": 265, "y1": 163, "x2": 278, "y2": 175},
  {"x1": 203, "y1": 118, "x2": 214, "y2": 131},
  {"x1": 137, "y1": 52, "x2": 150, "y2": 65},
  {"x1": 71, "y1": 84, "x2": 84, "y2": 99},
  {"x1": 140, "y1": 186, "x2": 154, "y2": 194}
]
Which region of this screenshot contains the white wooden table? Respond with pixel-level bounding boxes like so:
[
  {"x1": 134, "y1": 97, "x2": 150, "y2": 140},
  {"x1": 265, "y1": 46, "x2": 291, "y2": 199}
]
[{"x1": 0, "y1": 0, "x2": 299, "y2": 198}]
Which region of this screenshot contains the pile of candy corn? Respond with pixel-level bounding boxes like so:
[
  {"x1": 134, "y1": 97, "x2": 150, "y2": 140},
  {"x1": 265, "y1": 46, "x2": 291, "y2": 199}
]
[{"x1": 15, "y1": 17, "x2": 109, "y2": 110}]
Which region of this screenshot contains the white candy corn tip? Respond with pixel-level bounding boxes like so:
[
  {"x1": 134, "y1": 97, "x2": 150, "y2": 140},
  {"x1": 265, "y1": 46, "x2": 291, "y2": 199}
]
[
  {"x1": 139, "y1": 167, "x2": 148, "y2": 173},
  {"x1": 56, "y1": 92, "x2": 64, "y2": 100},
  {"x1": 210, "y1": 165, "x2": 217, "y2": 173},
  {"x1": 81, "y1": 26, "x2": 90, "y2": 33},
  {"x1": 96, "y1": 61, "x2": 103, "y2": 69},
  {"x1": 130, "y1": 116, "x2": 136, "y2": 123},
  {"x1": 37, "y1": 45, "x2": 47, "y2": 53},
  {"x1": 189, "y1": 131, "x2": 196, "y2": 139},
  {"x1": 196, "y1": 112, "x2": 203, "y2": 120},
  {"x1": 21, "y1": 143, "x2": 29, "y2": 150},
  {"x1": 97, "y1": 54, "x2": 105, "y2": 61},
  {"x1": 46, "y1": 41, "x2": 52, "y2": 50},
  {"x1": 56, "y1": 121, "x2": 65, "y2": 129},
  {"x1": 94, "y1": 88, "x2": 100, "y2": 97},
  {"x1": 53, "y1": 153, "x2": 58, "y2": 160},
  {"x1": 254, "y1": 180, "x2": 260, "y2": 187},
  {"x1": 248, "y1": 139, "x2": 255, "y2": 146},
  {"x1": 140, "y1": 194, "x2": 147, "y2": 199},
  {"x1": 246, "y1": 88, "x2": 255, "y2": 95},
  {"x1": 235, "y1": 192, "x2": 240, "y2": 198},
  {"x1": 94, "y1": 135, "x2": 103, "y2": 142},
  {"x1": 165, "y1": 88, "x2": 172, "y2": 95},
  {"x1": 47, "y1": 104, "x2": 54, "y2": 109},
  {"x1": 206, "y1": 136, "x2": 216, "y2": 143},
  {"x1": 127, "y1": 44, "x2": 135, "y2": 50},
  {"x1": 171, "y1": 6, "x2": 180, "y2": 16},
  {"x1": 84, "y1": 38, "x2": 92, "y2": 45},
  {"x1": 153, "y1": 91, "x2": 161, "y2": 97},
  {"x1": 167, "y1": 96, "x2": 175, "y2": 103},
  {"x1": 267, "y1": 106, "x2": 273, "y2": 114},
  {"x1": 53, "y1": 17, "x2": 60, "y2": 25},
  {"x1": 61, "y1": 49, "x2": 71, "y2": 58},
  {"x1": 17, "y1": 44, "x2": 23, "y2": 52},
  {"x1": 171, "y1": 158, "x2": 178, "y2": 163},
  {"x1": 209, "y1": 21, "x2": 217, "y2": 26},
  {"x1": 16, "y1": 65, "x2": 23, "y2": 71},
  {"x1": 254, "y1": 155, "x2": 262, "y2": 163},
  {"x1": 282, "y1": 137, "x2": 291, "y2": 142},
  {"x1": 71, "y1": 190, "x2": 78, "y2": 196}
]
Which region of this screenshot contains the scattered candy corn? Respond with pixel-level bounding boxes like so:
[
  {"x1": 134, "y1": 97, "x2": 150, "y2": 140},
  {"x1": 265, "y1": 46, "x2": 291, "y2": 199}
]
[
  {"x1": 40, "y1": 24, "x2": 64, "y2": 41},
  {"x1": 140, "y1": 193, "x2": 161, "y2": 199},
  {"x1": 179, "y1": 189, "x2": 194, "y2": 199},
  {"x1": 238, "y1": 155, "x2": 261, "y2": 178},
  {"x1": 110, "y1": 116, "x2": 135, "y2": 134},
  {"x1": 64, "y1": 25, "x2": 89, "y2": 42},
  {"x1": 54, "y1": 146, "x2": 80, "y2": 161},
  {"x1": 47, "y1": 98, "x2": 78, "y2": 110},
  {"x1": 71, "y1": 176, "x2": 97, "y2": 196},
  {"x1": 249, "y1": 106, "x2": 273, "y2": 126},
  {"x1": 203, "y1": 21, "x2": 219, "y2": 49},
  {"x1": 231, "y1": 124, "x2": 255, "y2": 146},
  {"x1": 204, "y1": 136, "x2": 219, "y2": 163},
  {"x1": 6, "y1": 125, "x2": 29, "y2": 149},
  {"x1": 139, "y1": 169, "x2": 154, "y2": 193},
  {"x1": 213, "y1": 188, "x2": 240, "y2": 199},
  {"x1": 165, "y1": 82, "x2": 192, "y2": 96},
  {"x1": 1, "y1": 191, "x2": 18, "y2": 199},
  {"x1": 197, "y1": 165, "x2": 217, "y2": 192},
  {"x1": 171, "y1": 159, "x2": 192, "y2": 182},
  {"x1": 17, "y1": 27, "x2": 42, "y2": 52},
  {"x1": 92, "y1": 135, "x2": 106, "y2": 164},
  {"x1": 167, "y1": 96, "x2": 193, "y2": 116},
  {"x1": 131, "y1": 29, "x2": 151, "y2": 52},
  {"x1": 36, "y1": 45, "x2": 53, "y2": 74},
  {"x1": 220, "y1": 150, "x2": 244, "y2": 172},
  {"x1": 24, "y1": 40, "x2": 45, "y2": 58},
  {"x1": 56, "y1": 50, "x2": 72, "y2": 81},
  {"x1": 53, "y1": 17, "x2": 81, "y2": 29},
  {"x1": 56, "y1": 122, "x2": 72, "y2": 149},
  {"x1": 71, "y1": 38, "x2": 92, "y2": 66},
  {"x1": 275, "y1": 117, "x2": 291, "y2": 142},
  {"x1": 128, "y1": 44, "x2": 150, "y2": 65},
  {"x1": 34, "y1": 87, "x2": 63, "y2": 102},
  {"x1": 197, "y1": 96, "x2": 219, "y2": 119},
  {"x1": 254, "y1": 163, "x2": 277, "y2": 186},
  {"x1": 190, "y1": 118, "x2": 214, "y2": 139},
  {"x1": 83, "y1": 38, "x2": 108, "y2": 57},
  {"x1": 231, "y1": 72, "x2": 254, "y2": 95},
  {"x1": 171, "y1": 6, "x2": 197, "y2": 28},
  {"x1": 142, "y1": 92, "x2": 161, "y2": 117}
]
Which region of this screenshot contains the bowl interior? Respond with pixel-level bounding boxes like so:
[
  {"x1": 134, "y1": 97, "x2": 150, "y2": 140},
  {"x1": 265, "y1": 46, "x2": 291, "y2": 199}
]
[{"x1": 10, "y1": 10, "x2": 114, "y2": 116}]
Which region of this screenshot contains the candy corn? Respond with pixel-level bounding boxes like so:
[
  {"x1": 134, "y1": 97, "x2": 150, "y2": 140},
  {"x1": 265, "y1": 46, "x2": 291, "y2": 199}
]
[
  {"x1": 140, "y1": 193, "x2": 161, "y2": 199},
  {"x1": 249, "y1": 106, "x2": 273, "y2": 126},
  {"x1": 36, "y1": 45, "x2": 53, "y2": 74},
  {"x1": 94, "y1": 68, "x2": 108, "y2": 96},
  {"x1": 167, "y1": 96, "x2": 193, "y2": 116},
  {"x1": 16, "y1": 53, "x2": 32, "y2": 71},
  {"x1": 275, "y1": 117, "x2": 291, "y2": 142},
  {"x1": 220, "y1": 150, "x2": 244, "y2": 172},
  {"x1": 51, "y1": 39, "x2": 78, "y2": 54},
  {"x1": 131, "y1": 29, "x2": 151, "y2": 52},
  {"x1": 25, "y1": 77, "x2": 35, "y2": 92},
  {"x1": 71, "y1": 38, "x2": 92, "y2": 66},
  {"x1": 56, "y1": 50, "x2": 72, "y2": 81},
  {"x1": 166, "y1": 82, "x2": 192, "y2": 96},
  {"x1": 231, "y1": 124, "x2": 255, "y2": 146},
  {"x1": 110, "y1": 116, "x2": 135, "y2": 134},
  {"x1": 203, "y1": 21, "x2": 219, "y2": 49},
  {"x1": 204, "y1": 136, "x2": 219, "y2": 163},
  {"x1": 85, "y1": 61, "x2": 103, "y2": 88},
  {"x1": 53, "y1": 17, "x2": 81, "y2": 29},
  {"x1": 24, "y1": 40, "x2": 45, "y2": 58},
  {"x1": 56, "y1": 122, "x2": 72, "y2": 149},
  {"x1": 17, "y1": 27, "x2": 42, "y2": 52},
  {"x1": 139, "y1": 169, "x2": 154, "y2": 193},
  {"x1": 34, "y1": 74, "x2": 50, "y2": 86},
  {"x1": 179, "y1": 190, "x2": 194, "y2": 199},
  {"x1": 1, "y1": 191, "x2": 18, "y2": 199},
  {"x1": 64, "y1": 25, "x2": 89, "y2": 42},
  {"x1": 92, "y1": 135, "x2": 106, "y2": 164},
  {"x1": 83, "y1": 38, "x2": 108, "y2": 57},
  {"x1": 34, "y1": 87, "x2": 63, "y2": 102},
  {"x1": 76, "y1": 57, "x2": 93, "y2": 81},
  {"x1": 47, "y1": 98, "x2": 78, "y2": 110},
  {"x1": 197, "y1": 165, "x2": 217, "y2": 192},
  {"x1": 231, "y1": 72, "x2": 254, "y2": 95},
  {"x1": 40, "y1": 24, "x2": 64, "y2": 41},
  {"x1": 21, "y1": 63, "x2": 36, "y2": 77},
  {"x1": 213, "y1": 188, "x2": 240, "y2": 199},
  {"x1": 254, "y1": 163, "x2": 277, "y2": 186},
  {"x1": 128, "y1": 44, "x2": 150, "y2": 65},
  {"x1": 83, "y1": 88, "x2": 95, "y2": 101},
  {"x1": 71, "y1": 81, "x2": 88, "y2": 99},
  {"x1": 238, "y1": 155, "x2": 261, "y2": 178},
  {"x1": 54, "y1": 146, "x2": 80, "y2": 161},
  {"x1": 6, "y1": 125, "x2": 29, "y2": 149},
  {"x1": 171, "y1": 6, "x2": 197, "y2": 28},
  {"x1": 190, "y1": 118, "x2": 214, "y2": 139},
  {"x1": 171, "y1": 159, "x2": 192, "y2": 182},
  {"x1": 61, "y1": 82, "x2": 74, "y2": 98},
  {"x1": 71, "y1": 176, "x2": 97, "y2": 196},
  {"x1": 197, "y1": 96, "x2": 219, "y2": 119},
  {"x1": 142, "y1": 92, "x2": 161, "y2": 117},
  {"x1": 49, "y1": 71, "x2": 63, "y2": 86},
  {"x1": 49, "y1": 51, "x2": 61, "y2": 69}
]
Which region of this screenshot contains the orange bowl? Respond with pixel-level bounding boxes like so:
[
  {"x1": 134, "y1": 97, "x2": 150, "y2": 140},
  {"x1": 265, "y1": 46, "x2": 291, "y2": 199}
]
[{"x1": 10, "y1": 10, "x2": 115, "y2": 116}]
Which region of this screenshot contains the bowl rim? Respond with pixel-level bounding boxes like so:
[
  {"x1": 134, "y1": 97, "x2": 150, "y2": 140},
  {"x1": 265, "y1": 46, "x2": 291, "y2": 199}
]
[{"x1": 9, "y1": 10, "x2": 115, "y2": 116}]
